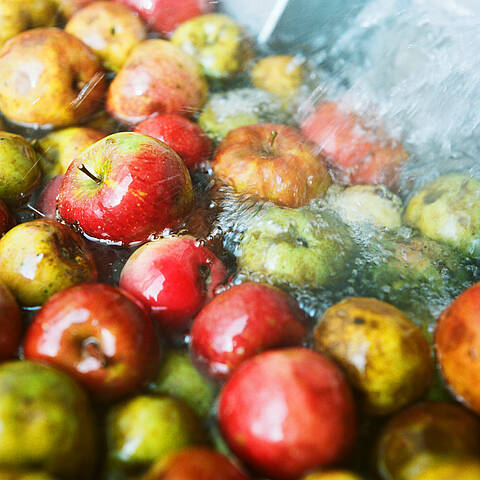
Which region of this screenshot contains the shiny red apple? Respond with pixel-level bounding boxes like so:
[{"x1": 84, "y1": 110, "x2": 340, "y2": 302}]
[
  {"x1": 218, "y1": 347, "x2": 357, "y2": 480},
  {"x1": 0, "y1": 199, "x2": 14, "y2": 235},
  {"x1": 58, "y1": 132, "x2": 194, "y2": 246},
  {"x1": 0, "y1": 282, "x2": 22, "y2": 360},
  {"x1": 24, "y1": 283, "x2": 161, "y2": 401},
  {"x1": 120, "y1": 235, "x2": 227, "y2": 334},
  {"x1": 114, "y1": 0, "x2": 215, "y2": 37},
  {"x1": 190, "y1": 282, "x2": 307, "y2": 380},
  {"x1": 134, "y1": 114, "x2": 212, "y2": 171}
]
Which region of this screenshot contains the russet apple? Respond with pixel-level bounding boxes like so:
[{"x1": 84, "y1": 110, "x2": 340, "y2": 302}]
[
  {"x1": 0, "y1": 282, "x2": 21, "y2": 360},
  {"x1": 213, "y1": 123, "x2": 331, "y2": 207},
  {"x1": 24, "y1": 283, "x2": 161, "y2": 402},
  {"x1": 106, "y1": 39, "x2": 207, "y2": 125},
  {"x1": 0, "y1": 28, "x2": 106, "y2": 128},
  {"x1": 58, "y1": 132, "x2": 194, "y2": 246},
  {"x1": 190, "y1": 282, "x2": 307, "y2": 380}
]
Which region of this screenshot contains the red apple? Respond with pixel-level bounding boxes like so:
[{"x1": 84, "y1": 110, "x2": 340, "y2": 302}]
[
  {"x1": 120, "y1": 235, "x2": 227, "y2": 334},
  {"x1": 190, "y1": 282, "x2": 307, "y2": 380},
  {"x1": 37, "y1": 174, "x2": 64, "y2": 219},
  {"x1": 301, "y1": 101, "x2": 408, "y2": 190},
  {"x1": 135, "y1": 115, "x2": 212, "y2": 171},
  {"x1": 0, "y1": 199, "x2": 14, "y2": 235},
  {"x1": 144, "y1": 448, "x2": 250, "y2": 480},
  {"x1": 213, "y1": 123, "x2": 331, "y2": 208},
  {"x1": 218, "y1": 348, "x2": 357, "y2": 480},
  {"x1": 114, "y1": 0, "x2": 215, "y2": 37},
  {"x1": 58, "y1": 132, "x2": 194, "y2": 246},
  {"x1": 24, "y1": 282, "x2": 161, "y2": 402},
  {"x1": 0, "y1": 282, "x2": 21, "y2": 360}
]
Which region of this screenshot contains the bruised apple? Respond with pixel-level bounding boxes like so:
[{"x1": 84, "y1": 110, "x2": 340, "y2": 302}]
[{"x1": 213, "y1": 124, "x2": 331, "y2": 207}]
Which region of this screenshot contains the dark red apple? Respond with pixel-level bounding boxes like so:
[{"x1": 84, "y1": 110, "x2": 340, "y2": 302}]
[
  {"x1": 37, "y1": 174, "x2": 64, "y2": 219},
  {"x1": 120, "y1": 235, "x2": 227, "y2": 334},
  {"x1": 0, "y1": 282, "x2": 21, "y2": 360},
  {"x1": 23, "y1": 283, "x2": 161, "y2": 402},
  {"x1": 114, "y1": 0, "x2": 215, "y2": 37},
  {"x1": 58, "y1": 132, "x2": 194, "y2": 246},
  {"x1": 0, "y1": 199, "x2": 14, "y2": 235},
  {"x1": 134, "y1": 115, "x2": 212, "y2": 171},
  {"x1": 300, "y1": 101, "x2": 408, "y2": 190},
  {"x1": 190, "y1": 282, "x2": 307, "y2": 380},
  {"x1": 218, "y1": 347, "x2": 357, "y2": 480}
]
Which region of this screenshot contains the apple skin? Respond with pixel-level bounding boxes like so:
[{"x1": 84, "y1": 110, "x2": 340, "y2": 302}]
[
  {"x1": 36, "y1": 175, "x2": 63, "y2": 219},
  {"x1": 435, "y1": 282, "x2": 480, "y2": 414},
  {"x1": 58, "y1": 132, "x2": 194, "y2": 246},
  {"x1": 114, "y1": 0, "x2": 214, "y2": 37},
  {"x1": 134, "y1": 115, "x2": 212, "y2": 171},
  {"x1": 301, "y1": 102, "x2": 408, "y2": 190},
  {"x1": 0, "y1": 282, "x2": 22, "y2": 360},
  {"x1": 106, "y1": 39, "x2": 207, "y2": 126},
  {"x1": 190, "y1": 282, "x2": 307, "y2": 380},
  {"x1": 120, "y1": 235, "x2": 227, "y2": 334},
  {"x1": 24, "y1": 283, "x2": 161, "y2": 402},
  {"x1": 54, "y1": 0, "x2": 97, "y2": 19},
  {"x1": 142, "y1": 448, "x2": 250, "y2": 480},
  {"x1": 0, "y1": 219, "x2": 97, "y2": 307},
  {"x1": 0, "y1": 28, "x2": 106, "y2": 129},
  {"x1": 0, "y1": 199, "x2": 15, "y2": 235},
  {"x1": 218, "y1": 347, "x2": 357, "y2": 480},
  {"x1": 213, "y1": 124, "x2": 331, "y2": 208}
]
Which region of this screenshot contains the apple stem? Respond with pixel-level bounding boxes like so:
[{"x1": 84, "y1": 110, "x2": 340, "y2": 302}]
[
  {"x1": 78, "y1": 164, "x2": 101, "y2": 184},
  {"x1": 269, "y1": 130, "x2": 278, "y2": 148}
]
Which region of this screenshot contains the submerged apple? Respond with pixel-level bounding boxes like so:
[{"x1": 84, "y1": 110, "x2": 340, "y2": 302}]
[{"x1": 58, "y1": 132, "x2": 194, "y2": 246}]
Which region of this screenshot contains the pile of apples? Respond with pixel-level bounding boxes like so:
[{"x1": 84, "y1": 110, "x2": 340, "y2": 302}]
[{"x1": 1, "y1": 1, "x2": 480, "y2": 480}]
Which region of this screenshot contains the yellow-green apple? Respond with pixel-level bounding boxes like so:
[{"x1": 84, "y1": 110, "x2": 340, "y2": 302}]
[
  {"x1": 0, "y1": 282, "x2": 21, "y2": 360},
  {"x1": 66, "y1": 2, "x2": 147, "y2": 73},
  {"x1": 114, "y1": 0, "x2": 215, "y2": 37},
  {"x1": 0, "y1": 360, "x2": 97, "y2": 479},
  {"x1": 57, "y1": 132, "x2": 194, "y2": 246},
  {"x1": 213, "y1": 123, "x2": 331, "y2": 207},
  {"x1": 24, "y1": 283, "x2": 161, "y2": 402},
  {"x1": 38, "y1": 127, "x2": 106, "y2": 180},
  {"x1": 171, "y1": 14, "x2": 253, "y2": 80},
  {"x1": 106, "y1": 39, "x2": 207, "y2": 125},
  {"x1": 0, "y1": 28, "x2": 106, "y2": 128},
  {"x1": 120, "y1": 235, "x2": 227, "y2": 334},
  {"x1": 190, "y1": 282, "x2": 307, "y2": 380},
  {"x1": 0, "y1": 219, "x2": 97, "y2": 307},
  {"x1": 218, "y1": 348, "x2": 357, "y2": 479},
  {"x1": 0, "y1": 132, "x2": 41, "y2": 206}
]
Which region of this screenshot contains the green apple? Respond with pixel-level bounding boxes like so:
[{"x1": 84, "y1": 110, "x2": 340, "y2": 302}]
[
  {"x1": 238, "y1": 206, "x2": 354, "y2": 288},
  {"x1": 403, "y1": 173, "x2": 480, "y2": 256},
  {"x1": 147, "y1": 350, "x2": 216, "y2": 419},
  {"x1": 0, "y1": 132, "x2": 41, "y2": 206},
  {"x1": 106, "y1": 395, "x2": 207, "y2": 472},
  {"x1": 327, "y1": 184, "x2": 403, "y2": 229},
  {"x1": 198, "y1": 88, "x2": 289, "y2": 143},
  {"x1": 170, "y1": 14, "x2": 253, "y2": 80},
  {"x1": 0, "y1": 360, "x2": 97, "y2": 479},
  {"x1": 0, "y1": 219, "x2": 97, "y2": 307},
  {"x1": 38, "y1": 127, "x2": 106, "y2": 180}
]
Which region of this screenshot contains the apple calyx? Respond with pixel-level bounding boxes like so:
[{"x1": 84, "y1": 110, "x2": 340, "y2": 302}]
[{"x1": 78, "y1": 164, "x2": 101, "y2": 184}]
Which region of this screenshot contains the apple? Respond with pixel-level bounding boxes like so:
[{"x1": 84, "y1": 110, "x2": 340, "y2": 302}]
[
  {"x1": 24, "y1": 283, "x2": 160, "y2": 402},
  {"x1": 106, "y1": 39, "x2": 207, "y2": 126},
  {"x1": 107, "y1": 395, "x2": 207, "y2": 471},
  {"x1": 301, "y1": 101, "x2": 408, "y2": 190},
  {"x1": 0, "y1": 360, "x2": 97, "y2": 479},
  {"x1": 66, "y1": 2, "x2": 147, "y2": 73},
  {"x1": 171, "y1": 14, "x2": 253, "y2": 80},
  {"x1": 0, "y1": 28, "x2": 106, "y2": 129},
  {"x1": 409, "y1": 459, "x2": 480, "y2": 480},
  {"x1": 0, "y1": 132, "x2": 41, "y2": 206},
  {"x1": 142, "y1": 448, "x2": 250, "y2": 480},
  {"x1": 38, "y1": 127, "x2": 106, "y2": 180},
  {"x1": 114, "y1": 0, "x2": 214, "y2": 37},
  {"x1": 190, "y1": 282, "x2": 307, "y2": 380},
  {"x1": 120, "y1": 235, "x2": 227, "y2": 333},
  {"x1": 36, "y1": 175, "x2": 63, "y2": 219},
  {"x1": 0, "y1": 282, "x2": 21, "y2": 360},
  {"x1": 219, "y1": 347, "x2": 357, "y2": 480},
  {"x1": 58, "y1": 132, "x2": 194, "y2": 246},
  {"x1": 53, "y1": 0, "x2": 97, "y2": 19},
  {"x1": 0, "y1": 219, "x2": 97, "y2": 307},
  {"x1": 213, "y1": 123, "x2": 331, "y2": 207},
  {"x1": 301, "y1": 472, "x2": 364, "y2": 480},
  {"x1": 134, "y1": 115, "x2": 212, "y2": 171},
  {"x1": 0, "y1": 199, "x2": 15, "y2": 235},
  {"x1": 0, "y1": 472, "x2": 57, "y2": 480}
]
